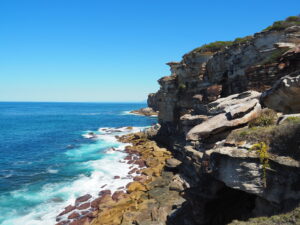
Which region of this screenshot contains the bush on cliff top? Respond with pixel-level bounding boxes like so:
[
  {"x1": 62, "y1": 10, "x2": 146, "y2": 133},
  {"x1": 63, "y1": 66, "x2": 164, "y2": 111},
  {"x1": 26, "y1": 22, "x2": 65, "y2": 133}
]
[
  {"x1": 190, "y1": 35, "x2": 254, "y2": 54},
  {"x1": 263, "y1": 15, "x2": 300, "y2": 32},
  {"x1": 192, "y1": 41, "x2": 233, "y2": 54},
  {"x1": 189, "y1": 16, "x2": 298, "y2": 56}
]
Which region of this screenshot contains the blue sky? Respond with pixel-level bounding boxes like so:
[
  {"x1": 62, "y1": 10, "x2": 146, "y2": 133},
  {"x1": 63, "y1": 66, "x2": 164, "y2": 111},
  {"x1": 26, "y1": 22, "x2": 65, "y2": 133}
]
[{"x1": 0, "y1": 0, "x2": 299, "y2": 102}]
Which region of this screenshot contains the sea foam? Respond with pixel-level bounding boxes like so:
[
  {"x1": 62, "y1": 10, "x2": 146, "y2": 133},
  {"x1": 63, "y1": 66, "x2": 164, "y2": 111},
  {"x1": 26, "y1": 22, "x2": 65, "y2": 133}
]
[{"x1": 1, "y1": 126, "x2": 146, "y2": 225}]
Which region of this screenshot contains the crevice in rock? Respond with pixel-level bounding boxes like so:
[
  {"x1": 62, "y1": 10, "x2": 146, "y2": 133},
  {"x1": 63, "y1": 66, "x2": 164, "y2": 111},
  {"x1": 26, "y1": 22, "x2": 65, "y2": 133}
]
[{"x1": 166, "y1": 178, "x2": 281, "y2": 225}]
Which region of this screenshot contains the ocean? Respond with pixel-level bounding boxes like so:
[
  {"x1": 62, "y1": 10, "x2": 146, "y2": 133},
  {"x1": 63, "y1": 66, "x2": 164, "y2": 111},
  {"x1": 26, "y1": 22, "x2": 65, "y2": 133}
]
[{"x1": 0, "y1": 102, "x2": 157, "y2": 225}]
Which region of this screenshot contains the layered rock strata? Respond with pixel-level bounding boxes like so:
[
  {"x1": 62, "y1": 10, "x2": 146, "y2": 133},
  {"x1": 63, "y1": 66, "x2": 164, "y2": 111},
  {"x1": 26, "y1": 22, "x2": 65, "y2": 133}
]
[
  {"x1": 144, "y1": 17, "x2": 300, "y2": 225},
  {"x1": 150, "y1": 26, "x2": 300, "y2": 139}
]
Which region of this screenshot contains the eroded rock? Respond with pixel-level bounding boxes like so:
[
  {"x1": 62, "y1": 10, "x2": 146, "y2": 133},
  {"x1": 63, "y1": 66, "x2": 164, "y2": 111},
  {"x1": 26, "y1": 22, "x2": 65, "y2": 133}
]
[
  {"x1": 187, "y1": 91, "x2": 262, "y2": 140},
  {"x1": 261, "y1": 71, "x2": 300, "y2": 113}
]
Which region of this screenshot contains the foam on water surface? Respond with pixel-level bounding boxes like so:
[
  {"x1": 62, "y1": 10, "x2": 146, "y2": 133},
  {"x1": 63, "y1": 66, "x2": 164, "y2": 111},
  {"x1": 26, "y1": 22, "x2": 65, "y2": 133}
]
[
  {"x1": 0, "y1": 102, "x2": 157, "y2": 225},
  {"x1": 0, "y1": 126, "x2": 146, "y2": 225}
]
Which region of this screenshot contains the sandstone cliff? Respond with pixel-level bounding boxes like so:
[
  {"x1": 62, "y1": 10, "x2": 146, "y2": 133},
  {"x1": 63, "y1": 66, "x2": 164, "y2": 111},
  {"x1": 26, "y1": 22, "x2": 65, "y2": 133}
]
[{"x1": 146, "y1": 16, "x2": 300, "y2": 225}]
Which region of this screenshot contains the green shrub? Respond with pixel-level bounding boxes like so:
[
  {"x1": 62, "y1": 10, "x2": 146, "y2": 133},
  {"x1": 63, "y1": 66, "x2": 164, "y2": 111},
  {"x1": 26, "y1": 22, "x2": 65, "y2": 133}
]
[
  {"x1": 283, "y1": 116, "x2": 300, "y2": 123},
  {"x1": 233, "y1": 36, "x2": 253, "y2": 45},
  {"x1": 286, "y1": 16, "x2": 300, "y2": 22},
  {"x1": 250, "y1": 142, "x2": 270, "y2": 187},
  {"x1": 263, "y1": 16, "x2": 300, "y2": 32},
  {"x1": 248, "y1": 109, "x2": 278, "y2": 128},
  {"x1": 178, "y1": 83, "x2": 186, "y2": 90},
  {"x1": 192, "y1": 41, "x2": 233, "y2": 54},
  {"x1": 227, "y1": 116, "x2": 300, "y2": 160}
]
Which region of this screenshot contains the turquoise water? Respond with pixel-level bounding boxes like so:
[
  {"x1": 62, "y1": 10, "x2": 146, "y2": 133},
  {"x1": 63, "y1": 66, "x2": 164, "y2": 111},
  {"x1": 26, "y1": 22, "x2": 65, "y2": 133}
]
[{"x1": 0, "y1": 102, "x2": 157, "y2": 225}]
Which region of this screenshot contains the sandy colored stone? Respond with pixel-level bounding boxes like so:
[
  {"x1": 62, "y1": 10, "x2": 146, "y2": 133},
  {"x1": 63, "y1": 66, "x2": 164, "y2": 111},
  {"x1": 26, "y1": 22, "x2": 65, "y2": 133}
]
[{"x1": 126, "y1": 182, "x2": 147, "y2": 193}]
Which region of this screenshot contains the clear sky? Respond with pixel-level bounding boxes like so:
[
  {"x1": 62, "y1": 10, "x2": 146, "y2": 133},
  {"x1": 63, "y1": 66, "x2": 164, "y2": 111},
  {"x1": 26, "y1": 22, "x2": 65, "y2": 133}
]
[{"x1": 0, "y1": 0, "x2": 299, "y2": 102}]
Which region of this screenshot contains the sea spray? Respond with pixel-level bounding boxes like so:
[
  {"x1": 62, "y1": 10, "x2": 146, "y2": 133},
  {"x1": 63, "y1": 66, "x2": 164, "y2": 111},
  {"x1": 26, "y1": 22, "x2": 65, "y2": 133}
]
[{"x1": 0, "y1": 102, "x2": 156, "y2": 225}]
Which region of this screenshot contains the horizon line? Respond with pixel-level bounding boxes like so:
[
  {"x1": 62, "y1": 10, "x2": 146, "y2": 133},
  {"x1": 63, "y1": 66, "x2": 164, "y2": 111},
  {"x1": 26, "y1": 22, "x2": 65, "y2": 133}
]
[{"x1": 0, "y1": 100, "x2": 147, "y2": 104}]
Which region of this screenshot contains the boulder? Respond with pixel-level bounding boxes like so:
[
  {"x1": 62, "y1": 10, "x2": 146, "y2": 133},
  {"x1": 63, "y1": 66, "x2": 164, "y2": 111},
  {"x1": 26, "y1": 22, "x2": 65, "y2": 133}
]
[
  {"x1": 55, "y1": 221, "x2": 70, "y2": 225},
  {"x1": 68, "y1": 211, "x2": 80, "y2": 219},
  {"x1": 208, "y1": 146, "x2": 300, "y2": 204},
  {"x1": 126, "y1": 182, "x2": 147, "y2": 193},
  {"x1": 112, "y1": 191, "x2": 127, "y2": 201},
  {"x1": 169, "y1": 174, "x2": 188, "y2": 192},
  {"x1": 77, "y1": 202, "x2": 90, "y2": 210},
  {"x1": 69, "y1": 217, "x2": 90, "y2": 225},
  {"x1": 58, "y1": 205, "x2": 76, "y2": 216},
  {"x1": 261, "y1": 71, "x2": 300, "y2": 113},
  {"x1": 98, "y1": 189, "x2": 111, "y2": 196},
  {"x1": 187, "y1": 91, "x2": 262, "y2": 141},
  {"x1": 75, "y1": 194, "x2": 92, "y2": 205},
  {"x1": 128, "y1": 168, "x2": 138, "y2": 174},
  {"x1": 90, "y1": 197, "x2": 101, "y2": 209},
  {"x1": 165, "y1": 158, "x2": 182, "y2": 169},
  {"x1": 144, "y1": 123, "x2": 161, "y2": 139},
  {"x1": 130, "y1": 107, "x2": 158, "y2": 116}
]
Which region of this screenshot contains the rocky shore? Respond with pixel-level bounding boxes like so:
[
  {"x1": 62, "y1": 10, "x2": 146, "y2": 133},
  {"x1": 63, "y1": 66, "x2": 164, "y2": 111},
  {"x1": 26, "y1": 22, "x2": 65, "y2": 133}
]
[
  {"x1": 129, "y1": 107, "x2": 158, "y2": 117},
  {"x1": 55, "y1": 131, "x2": 187, "y2": 225},
  {"x1": 90, "y1": 133, "x2": 187, "y2": 225},
  {"x1": 56, "y1": 16, "x2": 300, "y2": 225}
]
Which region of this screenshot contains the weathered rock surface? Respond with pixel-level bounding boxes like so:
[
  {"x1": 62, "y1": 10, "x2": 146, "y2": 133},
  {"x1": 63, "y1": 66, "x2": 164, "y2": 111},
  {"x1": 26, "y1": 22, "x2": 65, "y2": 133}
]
[
  {"x1": 208, "y1": 146, "x2": 300, "y2": 202},
  {"x1": 61, "y1": 17, "x2": 300, "y2": 225},
  {"x1": 89, "y1": 133, "x2": 185, "y2": 225},
  {"x1": 261, "y1": 71, "x2": 300, "y2": 113},
  {"x1": 187, "y1": 91, "x2": 262, "y2": 140},
  {"x1": 148, "y1": 23, "x2": 300, "y2": 141},
  {"x1": 130, "y1": 107, "x2": 158, "y2": 116}
]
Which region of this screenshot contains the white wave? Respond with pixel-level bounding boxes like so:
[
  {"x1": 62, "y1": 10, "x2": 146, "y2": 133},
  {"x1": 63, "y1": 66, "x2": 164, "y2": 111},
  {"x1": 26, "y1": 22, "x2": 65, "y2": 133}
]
[
  {"x1": 4, "y1": 152, "x2": 138, "y2": 225},
  {"x1": 80, "y1": 113, "x2": 102, "y2": 116},
  {"x1": 13, "y1": 161, "x2": 33, "y2": 165},
  {"x1": 81, "y1": 130, "x2": 98, "y2": 139},
  {"x1": 120, "y1": 110, "x2": 132, "y2": 115},
  {"x1": 1, "y1": 125, "x2": 147, "y2": 225},
  {"x1": 47, "y1": 168, "x2": 59, "y2": 174},
  {"x1": 0, "y1": 171, "x2": 13, "y2": 179}
]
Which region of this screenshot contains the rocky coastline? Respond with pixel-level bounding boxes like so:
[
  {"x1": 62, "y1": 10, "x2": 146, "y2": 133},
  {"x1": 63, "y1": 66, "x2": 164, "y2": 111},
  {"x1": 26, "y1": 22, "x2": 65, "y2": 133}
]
[
  {"x1": 57, "y1": 16, "x2": 300, "y2": 225},
  {"x1": 55, "y1": 131, "x2": 187, "y2": 225},
  {"x1": 129, "y1": 107, "x2": 158, "y2": 117}
]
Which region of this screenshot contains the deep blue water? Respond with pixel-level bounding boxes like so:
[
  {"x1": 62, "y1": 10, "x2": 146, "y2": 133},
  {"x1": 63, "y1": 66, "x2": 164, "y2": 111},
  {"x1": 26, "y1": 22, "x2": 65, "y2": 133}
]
[{"x1": 0, "y1": 102, "x2": 156, "y2": 225}]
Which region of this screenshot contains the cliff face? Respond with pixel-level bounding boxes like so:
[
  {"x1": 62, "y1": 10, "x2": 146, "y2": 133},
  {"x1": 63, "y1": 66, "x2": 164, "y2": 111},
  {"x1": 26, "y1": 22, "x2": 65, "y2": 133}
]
[
  {"x1": 147, "y1": 18, "x2": 300, "y2": 225},
  {"x1": 151, "y1": 25, "x2": 300, "y2": 140}
]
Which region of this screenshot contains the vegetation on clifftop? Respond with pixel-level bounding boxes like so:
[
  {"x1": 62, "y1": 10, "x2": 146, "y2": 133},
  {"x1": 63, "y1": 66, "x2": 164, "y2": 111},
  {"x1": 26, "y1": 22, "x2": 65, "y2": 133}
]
[
  {"x1": 191, "y1": 41, "x2": 233, "y2": 54},
  {"x1": 228, "y1": 112, "x2": 300, "y2": 160},
  {"x1": 190, "y1": 36, "x2": 253, "y2": 54},
  {"x1": 263, "y1": 16, "x2": 300, "y2": 32},
  {"x1": 189, "y1": 15, "x2": 299, "y2": 55}
]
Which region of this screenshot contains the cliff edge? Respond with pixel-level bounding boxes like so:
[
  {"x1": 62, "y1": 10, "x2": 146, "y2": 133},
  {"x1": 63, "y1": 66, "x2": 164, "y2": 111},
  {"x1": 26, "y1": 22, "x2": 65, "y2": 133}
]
[{"x1": 145, "y1": 15, "x2": 300, "y2": 225}]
